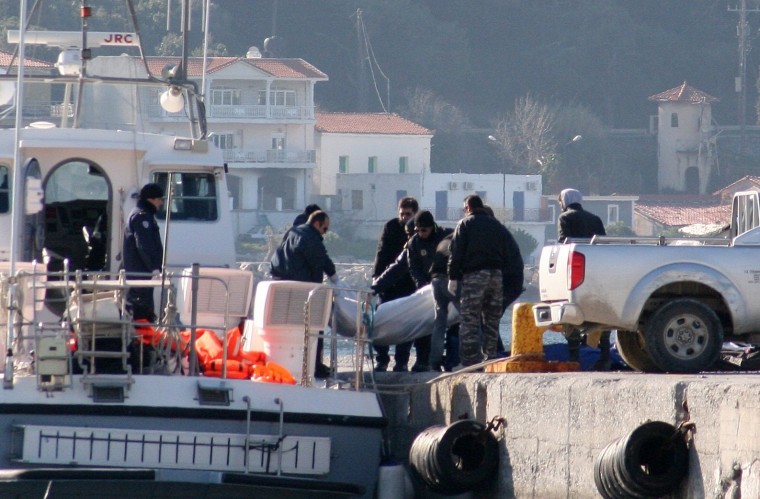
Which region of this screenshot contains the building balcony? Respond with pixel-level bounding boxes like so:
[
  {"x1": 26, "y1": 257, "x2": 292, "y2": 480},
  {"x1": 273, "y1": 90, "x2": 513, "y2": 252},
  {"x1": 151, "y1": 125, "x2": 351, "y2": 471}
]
[
  {"x1": 223, "y1": 148, "x2": 316, "y2": 164},
  {"x1": 208, "y1": 104, "x2": 315, "y2": 120},
  {"x1": 143, "y1": 103, "x2": 315, "y2": 121}
]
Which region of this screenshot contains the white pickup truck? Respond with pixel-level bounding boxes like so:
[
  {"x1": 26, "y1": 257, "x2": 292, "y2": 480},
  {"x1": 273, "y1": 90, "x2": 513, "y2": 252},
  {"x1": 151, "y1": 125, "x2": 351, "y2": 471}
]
[{"x1": 533, "y1": 191, "x2": 760, "y2": 373}]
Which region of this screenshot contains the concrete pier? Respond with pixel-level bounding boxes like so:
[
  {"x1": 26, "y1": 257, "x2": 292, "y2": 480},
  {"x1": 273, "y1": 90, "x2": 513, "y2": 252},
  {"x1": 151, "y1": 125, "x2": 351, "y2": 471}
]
[{"x1": 377, "y1": 371, "x2": 760, "y2": 498}]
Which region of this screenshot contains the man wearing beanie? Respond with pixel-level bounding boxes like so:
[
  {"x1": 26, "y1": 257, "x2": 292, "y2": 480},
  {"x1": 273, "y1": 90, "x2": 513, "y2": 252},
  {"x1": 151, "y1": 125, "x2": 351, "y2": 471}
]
[
  {"x1": 123, "y1": 182, "x2": 165, "y2": 321},
  {"x1": 407, "y1": 210, "x2": 453, "y2": 371}
]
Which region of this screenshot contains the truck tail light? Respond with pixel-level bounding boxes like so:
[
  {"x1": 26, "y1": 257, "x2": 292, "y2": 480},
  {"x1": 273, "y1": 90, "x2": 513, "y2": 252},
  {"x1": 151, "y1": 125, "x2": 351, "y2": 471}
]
[{"x1": 568, "y1": 250, "x2": 585, "y2": 290}]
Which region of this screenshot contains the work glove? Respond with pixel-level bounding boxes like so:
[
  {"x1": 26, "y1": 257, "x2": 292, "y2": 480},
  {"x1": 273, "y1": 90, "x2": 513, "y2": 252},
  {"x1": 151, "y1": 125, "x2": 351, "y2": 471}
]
[
  {"x1": 328, "y1": 273, "x2": 339, "y2": 284},
  {"x1": 152, "y1": 269, "x2": 161, "y2": 280},
  {"x1": 447, "y1": 279, "x2": 459, "y2": 295}
]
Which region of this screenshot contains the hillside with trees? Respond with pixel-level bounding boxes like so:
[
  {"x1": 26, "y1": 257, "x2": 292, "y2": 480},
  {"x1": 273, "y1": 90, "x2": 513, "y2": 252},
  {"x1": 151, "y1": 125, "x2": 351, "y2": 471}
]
[{"x1": 1, "y1": 0, "x2": 753, "y2": 193}]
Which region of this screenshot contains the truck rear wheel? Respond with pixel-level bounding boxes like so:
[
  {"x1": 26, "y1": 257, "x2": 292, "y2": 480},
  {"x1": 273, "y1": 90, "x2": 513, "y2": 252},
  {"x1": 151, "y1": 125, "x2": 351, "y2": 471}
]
[
  {"x1": 644, "y1": 299, "x2": 723, "y2": 373},
  {"x1": 615, "y1": 330, "x2": 660, "y2": 372}
]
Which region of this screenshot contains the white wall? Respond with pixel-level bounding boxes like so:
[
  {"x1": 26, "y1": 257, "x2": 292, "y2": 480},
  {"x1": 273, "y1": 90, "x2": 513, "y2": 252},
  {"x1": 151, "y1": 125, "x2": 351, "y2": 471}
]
[
  {"x1": 316, "y1": 133, "x2": 431, "y2": 196},
  {"x1": 419, "y1": 173, "x2": 542, "y2": 216},
  {"x1": 657, "y1": 101, "x2": 712, "y2": 193},
  {"x1": 337, "y1": 173, "x2": 421, "y2": 222}
]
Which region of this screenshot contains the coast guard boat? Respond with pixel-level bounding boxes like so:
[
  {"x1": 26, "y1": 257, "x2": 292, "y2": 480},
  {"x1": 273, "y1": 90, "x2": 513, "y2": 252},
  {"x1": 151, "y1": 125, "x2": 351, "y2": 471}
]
[{"x1": 0, "y1": 1, "x2": 383, "y2": 496}]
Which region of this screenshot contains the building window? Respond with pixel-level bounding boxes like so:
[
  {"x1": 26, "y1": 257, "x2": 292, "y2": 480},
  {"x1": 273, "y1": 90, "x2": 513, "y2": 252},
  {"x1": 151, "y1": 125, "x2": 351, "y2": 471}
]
[
  {"x1": 0, "y1": 165, "x2": 9, "y2": 213},
  {"x1": 153, "y1": 172, "x2": 218, "y2": 222},
  {"x1": 351, "y1": 190, "x2": 363, "y2": 210},
  {"x1": 271, "y1": 136, "x2": 285, "y2": 150},
  {"x1": 259, "y1": 89, "x2": 296, "y2": 106},
  {"x1": 607, "y1": 204, "x2": 619, "y2": 225},
  {"x1": 339, "y1": 156, "x2": 349, "y2": 174},
  {"x1": 549, "y1": 204, "x2": 556, "y2": 222},
  {"x1": 211, "y1": 133, "x2": 235, "y2": 150},
  {"x1": 368, "y1": 156, "x2": 377, "y2": 173},
  {"x1": 399, "y1": 156, "x2": 408, "y2": 173},
  {"x1": 670, "y1": 112, "x2": 678, "y2": 127},
  {"x1": 210, "y1": 88, "x2": 241, "y2": 106}
]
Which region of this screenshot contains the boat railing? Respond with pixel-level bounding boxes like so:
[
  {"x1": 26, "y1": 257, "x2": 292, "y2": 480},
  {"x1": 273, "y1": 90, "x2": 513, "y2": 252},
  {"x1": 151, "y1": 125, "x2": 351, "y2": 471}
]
[
  {"x1": 0, "y1": 264, "x2": 249, "y2": 390},
  {"x1": 2, "y1": 262, "x2": 377, "y2": 392},
  {"x1": 322, "y1": 284, "x2": 375, "y2": 391}
]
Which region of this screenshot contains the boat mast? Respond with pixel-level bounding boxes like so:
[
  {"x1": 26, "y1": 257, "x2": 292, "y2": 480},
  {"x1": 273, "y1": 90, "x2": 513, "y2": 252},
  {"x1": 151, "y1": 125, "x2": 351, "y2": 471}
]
[{"x1": 6, "y1": 0, "x2": 29, "y2": 388}]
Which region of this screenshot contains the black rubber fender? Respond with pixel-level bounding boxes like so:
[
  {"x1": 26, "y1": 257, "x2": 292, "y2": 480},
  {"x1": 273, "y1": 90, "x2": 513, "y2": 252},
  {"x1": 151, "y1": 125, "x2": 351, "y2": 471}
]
[
  {"x1": 409, "y1": 419, "x2": 499, "y2": 495},
  {"x1": 593, "y1": 421, "x2": 689, "y2": 499},
  {"x1": 619, "y1": 421, "x2": 689, "y2": 495}
]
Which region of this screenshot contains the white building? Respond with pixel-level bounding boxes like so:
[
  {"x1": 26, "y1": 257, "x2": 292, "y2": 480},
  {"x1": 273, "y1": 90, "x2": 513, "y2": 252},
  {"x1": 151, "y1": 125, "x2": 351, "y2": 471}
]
[
  {"x1": 142, "y1": 55, "x2": 328, "y2": 233},
  {"x1": 315, "y1": 112, "x2": 431, "y2": 233},
  {"x1": 420, "y1": 173, "x2": 547, "y2": 262},
  {"x1": 648, "y1": 82, "x2": 718, "y2": 194}
]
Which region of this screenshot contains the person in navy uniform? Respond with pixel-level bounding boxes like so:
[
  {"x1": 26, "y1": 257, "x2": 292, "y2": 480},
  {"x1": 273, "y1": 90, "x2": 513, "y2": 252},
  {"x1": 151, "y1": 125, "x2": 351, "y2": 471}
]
[{"x1": 123, "y1": 183, "x2": 164, "y2": 322}]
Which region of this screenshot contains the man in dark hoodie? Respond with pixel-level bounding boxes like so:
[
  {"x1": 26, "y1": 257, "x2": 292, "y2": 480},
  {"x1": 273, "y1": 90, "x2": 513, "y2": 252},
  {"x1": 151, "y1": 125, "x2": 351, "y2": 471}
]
[
  {"x1": 123, "y1": 183, "x2": 164, "y2": 322},
  {"x1": 557, "y1": 188, "x2": 610, "y2": 369}
]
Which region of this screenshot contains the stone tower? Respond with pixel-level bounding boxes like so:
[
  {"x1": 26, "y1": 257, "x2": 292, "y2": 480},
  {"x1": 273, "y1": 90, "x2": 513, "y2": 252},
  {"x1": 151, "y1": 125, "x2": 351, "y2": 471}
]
[{"x1": 648, "y1": 82, "x2": 718, "y2": 194}]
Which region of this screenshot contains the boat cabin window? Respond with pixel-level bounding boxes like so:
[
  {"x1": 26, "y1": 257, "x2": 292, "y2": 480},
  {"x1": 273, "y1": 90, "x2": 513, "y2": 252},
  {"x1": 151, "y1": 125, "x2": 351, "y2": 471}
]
[
  {"x1": 154, "y1": 172, "x2": 218, "y2": 221},
  {"x1": 43, "y1": 160, "x2": 110, "y2": 276},
  {"x1": 0, "y1": 165, "x2": 9, "y2": 213}
]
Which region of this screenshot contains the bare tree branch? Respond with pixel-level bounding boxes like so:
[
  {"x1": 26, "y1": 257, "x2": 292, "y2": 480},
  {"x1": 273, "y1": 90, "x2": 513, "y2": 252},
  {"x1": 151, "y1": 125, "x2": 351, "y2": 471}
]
[{"x1": 491, "y1": 94, "x2": 558, "y2": 174}]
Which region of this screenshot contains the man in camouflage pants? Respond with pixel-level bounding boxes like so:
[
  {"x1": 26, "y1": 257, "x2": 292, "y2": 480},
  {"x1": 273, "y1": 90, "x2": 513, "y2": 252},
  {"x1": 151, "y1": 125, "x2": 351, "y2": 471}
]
[{"x1": 448, "y1": 195, "x2": 509, "y2": 368}]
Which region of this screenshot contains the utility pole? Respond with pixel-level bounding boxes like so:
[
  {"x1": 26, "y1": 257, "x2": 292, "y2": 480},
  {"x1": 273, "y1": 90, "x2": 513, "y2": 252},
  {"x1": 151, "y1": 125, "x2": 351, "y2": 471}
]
[
  {"x1": 355, "y1": 9, "x2": 369, "y2": 112},
  {"x1": 728, "y1": 0, "x2": 760, "y2": 156}
]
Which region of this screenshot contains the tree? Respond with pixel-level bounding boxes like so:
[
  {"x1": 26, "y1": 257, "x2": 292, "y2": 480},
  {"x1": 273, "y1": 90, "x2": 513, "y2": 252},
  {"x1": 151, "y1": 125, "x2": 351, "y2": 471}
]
[
  {"x1": 490, "y1": 94, "x2": 558, "y2": 174},
  {"x1": 397, "y1": 87, "x2": 471, "y2": 133},
  {"x1": 509, "y1": 227, "x2": 538, "y2": 261}
]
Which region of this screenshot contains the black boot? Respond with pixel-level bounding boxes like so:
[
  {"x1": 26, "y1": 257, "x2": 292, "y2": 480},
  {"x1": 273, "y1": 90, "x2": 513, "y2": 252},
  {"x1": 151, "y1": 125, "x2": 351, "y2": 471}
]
[
  {"x1": 592, "y1": 331, "x2": 612, "y2": 371},
  {"x1": 314, "y1": 336, "x2": 330, "y2": 378}
]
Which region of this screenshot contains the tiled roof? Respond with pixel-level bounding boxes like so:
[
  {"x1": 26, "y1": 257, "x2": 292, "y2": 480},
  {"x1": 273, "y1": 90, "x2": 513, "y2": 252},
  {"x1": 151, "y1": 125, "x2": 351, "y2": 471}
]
[
  {"x1": 0, "y1": 50, "x2": 54, "y2": 69},
  {"x1": 635, "y1": 195, "x2": 730, "y2": 227},
  {"x1": 648, "y1": 81, "x2": 718, "y2": 104},
  {"x1": 145, "y1": 56, "x2": 327, "y2": 79},
  {"x1": 713, "y1": 175, "x2": 760, "y2": 195},
  {"x1": 315, "y1": 112, "x2": 433, "y2": 135}
]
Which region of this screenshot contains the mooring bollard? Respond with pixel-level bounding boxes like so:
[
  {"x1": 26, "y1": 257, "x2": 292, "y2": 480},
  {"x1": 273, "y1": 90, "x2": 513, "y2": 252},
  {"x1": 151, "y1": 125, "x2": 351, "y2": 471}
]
[
  {"x1": 510, "y1": 301, "x2": 544, "y2": 357},
  {"x1": 485, "y1": 302, "x2": 580, "y2": 373}
]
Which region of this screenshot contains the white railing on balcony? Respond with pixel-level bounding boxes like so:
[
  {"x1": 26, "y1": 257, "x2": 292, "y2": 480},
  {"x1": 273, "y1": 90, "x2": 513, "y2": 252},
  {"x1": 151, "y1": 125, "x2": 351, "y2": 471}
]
[
  {"x1": 210, "y1": 105, "x2": 267, "y2": 119},
  {"x1": 223, "y1": 148, "x2": 316, "y2": 163},
  {"x1": 208, "y1": 105, "x2": 314, "y2": 120}
]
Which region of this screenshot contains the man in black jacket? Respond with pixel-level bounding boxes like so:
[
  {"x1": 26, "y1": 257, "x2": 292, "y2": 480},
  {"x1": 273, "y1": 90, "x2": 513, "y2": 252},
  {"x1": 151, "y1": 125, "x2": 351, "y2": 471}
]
[
  {"x1": 482, "y1": 205, "x2": 524, "y2": 314},
  {"x1": 292, "y1": 204, "x2": 322, "y2": 227},
  {"x1": 123, "y1": 183, "x2": 164, "y2": 322},
  {"x1": 558, "y1": 188, "x2": 606, "y2": 242},
  {"x1": 429, "y1": 232, "x2": 460, "y2": 371},
  {"x1": 448, "y1": 195, "x2": 509, "y2": 368},
  {"x1": 557, "y1": 188, "x2": 610, "y2": 369},
  {"x1": 406, "y1": 211, "x2": 453, "y2": 371},
  {"x1": 371, "y1": 197, "x2": 418, "y2": 372},
  {"x1": 270, "y1": 210, "x2": 338, "y2": 377}
]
